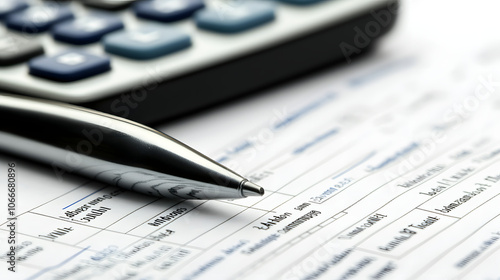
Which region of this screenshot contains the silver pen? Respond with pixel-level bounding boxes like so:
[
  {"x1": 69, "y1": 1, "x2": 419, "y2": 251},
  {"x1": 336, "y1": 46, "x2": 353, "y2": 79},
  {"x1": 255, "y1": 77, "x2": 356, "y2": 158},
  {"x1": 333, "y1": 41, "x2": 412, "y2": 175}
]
[{"x1": 0, "y1": 94, "x2": 264, "y2": 200}]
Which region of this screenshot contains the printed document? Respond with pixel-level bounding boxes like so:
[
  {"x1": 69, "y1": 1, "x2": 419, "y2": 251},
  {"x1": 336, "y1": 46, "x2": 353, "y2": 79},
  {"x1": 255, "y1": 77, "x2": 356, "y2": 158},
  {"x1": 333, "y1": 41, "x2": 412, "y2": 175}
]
[{"x1": 2, "y1": 0, "x2": 500, "y2": 279}]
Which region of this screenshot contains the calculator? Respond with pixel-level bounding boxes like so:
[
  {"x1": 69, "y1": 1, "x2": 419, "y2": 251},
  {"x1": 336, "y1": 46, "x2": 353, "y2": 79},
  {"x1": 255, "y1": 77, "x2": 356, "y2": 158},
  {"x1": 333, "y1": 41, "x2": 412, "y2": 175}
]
[{"x1": 0, "y1": 0, "x2": 398, "y2": 124}]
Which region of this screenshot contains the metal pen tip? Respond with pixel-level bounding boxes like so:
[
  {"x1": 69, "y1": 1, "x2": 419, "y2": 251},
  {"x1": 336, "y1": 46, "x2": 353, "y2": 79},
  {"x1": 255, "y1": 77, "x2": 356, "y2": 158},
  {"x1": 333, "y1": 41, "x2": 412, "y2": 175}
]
[{"x1": 241, "y1": 180, "x2": 265, "y2": 197}]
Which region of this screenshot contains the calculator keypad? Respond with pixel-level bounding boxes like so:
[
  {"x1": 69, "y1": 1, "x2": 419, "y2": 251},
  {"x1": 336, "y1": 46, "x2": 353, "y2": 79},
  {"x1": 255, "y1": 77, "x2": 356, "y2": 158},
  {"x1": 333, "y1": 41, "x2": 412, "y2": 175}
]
[{"x1": 0, "y1": 0, "x2": 330, "y2": 82}]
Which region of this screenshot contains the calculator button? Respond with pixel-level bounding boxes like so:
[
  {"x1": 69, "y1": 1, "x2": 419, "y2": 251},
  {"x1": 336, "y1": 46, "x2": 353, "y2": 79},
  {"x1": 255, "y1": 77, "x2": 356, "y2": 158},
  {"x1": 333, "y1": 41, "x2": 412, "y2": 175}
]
[
  {"x1": 103, "y1": 26, "x2": 192, "y2": 60},
  {"x1": 52, "y1": 15, "x2": 124, "y2": 45},
  {"x1": 0, "y1": 0, "x2": 28, "y2": 20},
  {"x1": 29, "y1": 50, "x2": 111, "y2": 82},
  {"x1": 278, "y1": 0, "x2": 326, "y2": 4},
  {"x1": 82, "y1": 0, "x2": 134, "y2": 11},
  {"x1": 0, "y1": 32, "x2": 44, "y2": 66},
  {"x1": 5, "y1": 5, "x2": 74, "y2": 34},
  {"x1": 195, "y1": 1, "x2": 275, "y2": 33},
  {"x1": 134, "y1": 0, "x2": 204, "y2": 23}
]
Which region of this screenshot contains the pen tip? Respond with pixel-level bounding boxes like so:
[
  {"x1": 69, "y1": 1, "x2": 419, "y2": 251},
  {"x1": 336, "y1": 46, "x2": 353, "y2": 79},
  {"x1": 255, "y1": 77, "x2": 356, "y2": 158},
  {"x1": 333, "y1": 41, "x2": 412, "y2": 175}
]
[{"x1": 242, "y1": 181, "x2": 265, "y2": 197}]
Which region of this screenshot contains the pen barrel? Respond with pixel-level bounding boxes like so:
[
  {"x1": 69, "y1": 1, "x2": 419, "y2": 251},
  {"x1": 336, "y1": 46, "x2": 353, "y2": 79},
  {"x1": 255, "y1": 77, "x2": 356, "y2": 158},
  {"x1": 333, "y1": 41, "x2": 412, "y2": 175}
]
[{"x1": 0, "y1": 94, "x2": 247, "y2": 199}]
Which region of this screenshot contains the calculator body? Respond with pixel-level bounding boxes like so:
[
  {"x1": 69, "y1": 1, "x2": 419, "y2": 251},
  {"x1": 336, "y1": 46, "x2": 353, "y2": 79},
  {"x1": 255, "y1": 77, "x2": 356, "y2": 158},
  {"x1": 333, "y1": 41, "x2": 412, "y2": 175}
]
[{"x1": 0, "y1": 0, "x2": 399, "y2": 124}]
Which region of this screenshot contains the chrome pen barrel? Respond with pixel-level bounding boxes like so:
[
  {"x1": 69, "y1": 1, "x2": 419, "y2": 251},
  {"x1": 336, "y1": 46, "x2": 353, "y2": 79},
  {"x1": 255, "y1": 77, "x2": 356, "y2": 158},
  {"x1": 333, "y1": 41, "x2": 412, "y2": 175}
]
[{"x1": 0, "y1": 94, "x2": 263, "y2": 199}]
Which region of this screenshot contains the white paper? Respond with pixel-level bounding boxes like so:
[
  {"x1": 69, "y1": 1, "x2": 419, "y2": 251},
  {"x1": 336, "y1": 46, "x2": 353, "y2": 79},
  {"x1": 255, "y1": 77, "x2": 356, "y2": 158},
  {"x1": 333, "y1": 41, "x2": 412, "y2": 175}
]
[{"x1": 3, "y1": 0, "x2": 500, "y2": 279}]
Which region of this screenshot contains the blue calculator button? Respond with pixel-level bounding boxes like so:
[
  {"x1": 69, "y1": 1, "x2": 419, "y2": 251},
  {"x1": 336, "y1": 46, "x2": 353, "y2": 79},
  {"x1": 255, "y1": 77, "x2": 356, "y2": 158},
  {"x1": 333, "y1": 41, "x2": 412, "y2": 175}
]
[
  {"x1": 134, "y1": 0, "x2": 204, "y2": 23},
  {"x1": 52, "y1": 15, "x2": 124, "y2": 45},
  {"x1": 6, "y1": 5, "x2": 74, "y2": 33},
  {"x1": 195, "y1": 1, "x2": 275, "y2": 33},
  {"x1": 278, "y1": 0, "x2": 326, "y2": 4},
  {"x1": 103, "y1": 26, "x2": 192, "y2": 60},
  {"x1": 29, "y1": 50, "x2": 111, "y2": 82},
  {"x1": 0, "y1": 0, "x2": 28, "y2": 20}
]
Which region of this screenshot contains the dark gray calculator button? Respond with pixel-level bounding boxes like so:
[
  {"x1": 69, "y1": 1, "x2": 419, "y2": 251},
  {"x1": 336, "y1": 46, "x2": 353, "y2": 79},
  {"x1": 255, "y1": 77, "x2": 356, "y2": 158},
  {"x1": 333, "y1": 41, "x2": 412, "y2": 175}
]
[
  {"x1": 0, "y1": 32, "x2": 44, "y2": 66},
  {"x1": 82, "y1": 0, "x2": 134, "y2": 10}
]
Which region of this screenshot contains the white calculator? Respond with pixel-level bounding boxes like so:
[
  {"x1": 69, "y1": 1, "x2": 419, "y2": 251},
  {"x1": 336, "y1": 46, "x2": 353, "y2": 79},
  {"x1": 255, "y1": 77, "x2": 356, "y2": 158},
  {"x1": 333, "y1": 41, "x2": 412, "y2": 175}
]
[{"x1": 0, "y1": 0, "x2": 398, "y2": 123}]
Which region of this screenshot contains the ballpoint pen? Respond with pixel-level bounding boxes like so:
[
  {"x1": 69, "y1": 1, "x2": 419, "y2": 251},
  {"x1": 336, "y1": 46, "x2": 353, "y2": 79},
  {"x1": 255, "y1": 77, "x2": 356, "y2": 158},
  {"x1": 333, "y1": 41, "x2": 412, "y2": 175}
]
[{"x1": 0, "y1": 94, "x2": 264, "y2": 200}]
